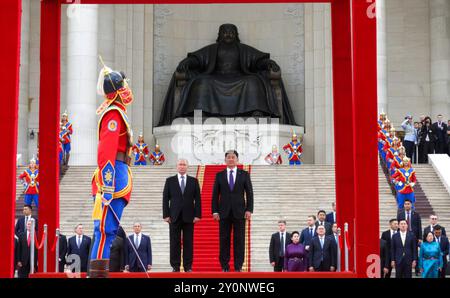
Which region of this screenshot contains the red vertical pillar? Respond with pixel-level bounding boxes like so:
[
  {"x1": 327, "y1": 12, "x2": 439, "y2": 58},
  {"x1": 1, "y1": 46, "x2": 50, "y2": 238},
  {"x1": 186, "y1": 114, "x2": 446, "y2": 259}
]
[
  {"x1": 331, "y1": 0, "x2": 355, "y2": 271},
  {"x1": 38, "y1": 0, "x2": 61, "y2": 272},
  {"x1": 351, "y1": 0, "x2": 380, "y2": 277},
  {"x1": 0, "y1": 0, "x2": 22, "y2": 278}
]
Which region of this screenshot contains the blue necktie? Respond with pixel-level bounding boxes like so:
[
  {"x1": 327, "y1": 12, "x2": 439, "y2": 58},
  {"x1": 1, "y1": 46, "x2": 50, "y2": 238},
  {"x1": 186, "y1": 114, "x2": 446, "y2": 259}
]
[
  {"x1": 320, "y1": 237, "x2": 324, "y2": 249},
  {"x1": 310, "y1": 228, "x2": 313, "y2": 238},
  {"x1": 229, "y1": 170, "x2": 234, "y2": 191}
]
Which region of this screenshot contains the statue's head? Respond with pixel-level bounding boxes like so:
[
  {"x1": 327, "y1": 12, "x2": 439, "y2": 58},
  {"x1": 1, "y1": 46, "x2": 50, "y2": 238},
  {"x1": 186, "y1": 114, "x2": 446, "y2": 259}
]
[{"x1": 217, "y1": 24, "x2": 240, "y2": 44}]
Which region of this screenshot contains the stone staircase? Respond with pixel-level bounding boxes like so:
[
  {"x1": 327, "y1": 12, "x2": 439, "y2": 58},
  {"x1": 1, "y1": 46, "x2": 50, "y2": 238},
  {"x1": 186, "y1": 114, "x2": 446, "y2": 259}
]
[
  {"x1": 14, "y1": 164, "x2": 450, "y2": 272},
  {"x1": 414, "y1": 164, "x2": 450, "y2": 230}
]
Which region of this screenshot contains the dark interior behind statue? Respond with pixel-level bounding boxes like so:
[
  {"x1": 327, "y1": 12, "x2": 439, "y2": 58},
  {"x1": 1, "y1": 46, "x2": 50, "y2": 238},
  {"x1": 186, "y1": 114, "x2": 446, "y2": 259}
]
[{"x1": 157, "y1": 24, "x2": 297, "y2": 126}]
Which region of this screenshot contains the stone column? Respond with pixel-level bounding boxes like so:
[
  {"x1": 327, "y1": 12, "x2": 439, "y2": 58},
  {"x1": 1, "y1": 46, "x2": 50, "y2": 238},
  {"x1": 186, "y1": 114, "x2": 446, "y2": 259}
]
[
  {"x1": 66, "y1": 4, "x2": 99, "y2": 165},
  {"x1": 377, "y1": 0, "x2": 388, "y2": 114},
  {"x1": 430, "y1": 0, "x2": 450, "y2": 119},
  {"x1": 18, "y1": 0, "x2": 31, "y2": 164},
  {"x1": 304, "y1": 3, "x2": 334, "y2": 165},
  {"x1": 27, "y1": 0, "x2": 41, "y2": 158}
]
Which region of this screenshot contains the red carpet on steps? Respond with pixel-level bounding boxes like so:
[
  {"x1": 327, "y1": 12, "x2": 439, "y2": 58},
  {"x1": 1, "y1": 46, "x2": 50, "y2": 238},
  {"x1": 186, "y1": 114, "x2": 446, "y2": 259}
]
[{"x1": 192, "y1": 165, "x2": 251, "y2": 272}]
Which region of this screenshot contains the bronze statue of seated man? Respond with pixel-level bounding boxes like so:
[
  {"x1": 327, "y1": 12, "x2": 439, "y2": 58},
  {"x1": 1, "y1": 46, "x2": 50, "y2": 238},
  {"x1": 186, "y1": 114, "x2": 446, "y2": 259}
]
[{"x1": 158, "y1": 23, "x2": 296, "y2": 126}]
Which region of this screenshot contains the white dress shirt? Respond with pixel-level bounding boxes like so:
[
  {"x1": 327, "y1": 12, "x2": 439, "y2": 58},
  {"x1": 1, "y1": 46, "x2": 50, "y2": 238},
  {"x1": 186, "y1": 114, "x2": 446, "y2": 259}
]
[
  {"x1": 400, "y1": 231, "x2": 406, "y2": 246},
  {"x1": 390, "y1": 229, "x2": 397, "y2": 239}
]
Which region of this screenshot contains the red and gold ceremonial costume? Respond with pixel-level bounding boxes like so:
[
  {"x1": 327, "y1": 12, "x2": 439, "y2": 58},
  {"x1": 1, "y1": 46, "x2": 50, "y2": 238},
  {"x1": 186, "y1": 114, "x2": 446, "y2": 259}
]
[{"x1": 89, "y1": 64, "x2": 134, "y2": 277}]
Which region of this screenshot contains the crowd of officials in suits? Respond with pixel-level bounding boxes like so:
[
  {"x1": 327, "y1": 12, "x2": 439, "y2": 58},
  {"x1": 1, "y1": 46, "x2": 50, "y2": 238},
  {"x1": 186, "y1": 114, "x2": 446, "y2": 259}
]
[
  {"x1": 269, "y1": 204, "x2": 339, "y2": 273},
  {"x1": 269, "y1": 199, "x2": 449, "y2": 278}
]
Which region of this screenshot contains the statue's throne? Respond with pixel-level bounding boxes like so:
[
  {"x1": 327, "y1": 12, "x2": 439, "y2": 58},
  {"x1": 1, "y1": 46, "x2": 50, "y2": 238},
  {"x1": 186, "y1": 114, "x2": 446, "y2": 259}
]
[{"x1": 173, "y1": 70, "x2": 284, "y2": 123}]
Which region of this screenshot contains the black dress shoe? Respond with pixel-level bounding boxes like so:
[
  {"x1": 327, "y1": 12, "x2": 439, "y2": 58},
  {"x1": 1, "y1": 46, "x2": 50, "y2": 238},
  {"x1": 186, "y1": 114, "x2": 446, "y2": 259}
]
[
  {"x1": 172, "y1": 268, "x2": 180, "y2": 272},
  {"x1": 222, "y1": 268, "x2": 229, "y2": 272},
  {"x1": 185, "y1": 269, "x2": 192, "y2": 272},
  {"x1": 235, "y1": 269, "x2": 242, "y2": 272}
]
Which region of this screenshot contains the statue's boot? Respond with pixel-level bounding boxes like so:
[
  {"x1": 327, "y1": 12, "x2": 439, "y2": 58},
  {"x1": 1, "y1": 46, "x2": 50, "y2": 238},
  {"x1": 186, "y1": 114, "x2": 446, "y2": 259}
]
[{"x1": 89, "y1": 259, "x2": 109, "y2": 278}]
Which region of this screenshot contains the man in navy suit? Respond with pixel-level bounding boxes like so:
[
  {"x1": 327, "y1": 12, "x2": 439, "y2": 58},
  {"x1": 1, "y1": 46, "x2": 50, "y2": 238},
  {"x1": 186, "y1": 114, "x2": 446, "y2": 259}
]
[
  {"x1": 391, "y1": 220, "x2": 417, "y2": 278},
  {"x1": 15, "y1": 205, "x2": 38, "y2": 236},
  {"x1": 397, "y1": 199, "x2": 422, "y2": 244},
  {"x1": 315, "y1": 210, "x2": 332, "y2": 235},
  {"x1": 67, "y1": 224, "x2": 92, "y2": 272},
  {"x1": 308, "y1": 225, "x2": 337, "y2": 272},
  {"x1": 212, "y1": 150, "x2": 254, "y2": 272},
  {"x1": 300, "y1": 215, "x2": 317, "y2": 250},
  {"x1": 326, "y1": 202, "x2": 336, "y2": 224},
  {"x1": 434, "y1": 225, "x2": 449, "y2": 278},
  {"x1": 124, "y1": 222, "x2": 152, "y2": 272},
  {"x1": 423, "y1": 214, "x2": 446, "y2": 241},
  {"x1": 269, "y1": 220, "x2": 291, "y2": 272},
  {"x1": 380, "y1": 219, "x2": 399, "y2": 278},
  {"x1": 163, "y1": 159, "x2": 201, "y2": 272}
]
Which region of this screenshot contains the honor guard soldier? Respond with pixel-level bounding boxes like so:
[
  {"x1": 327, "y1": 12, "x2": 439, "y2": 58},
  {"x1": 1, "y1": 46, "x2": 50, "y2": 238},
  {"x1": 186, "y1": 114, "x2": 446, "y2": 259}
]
[
  {"x1": 264, "y1": 145, "x2": 282, "y2": 165},
  {"x1": 283, "y1": 132, "x2": 303, "y2": 165},
  {"x1": 150, "y1": 144, "x2": 165, "y2": 166},
  {"x1": 392, "y1": 157, "x2": 417, "y2": 210},
  {"x1": 60, "y1": 111, "x2": 73, "y2": 166},
  {"x1": 19, "y1": 158, "x2": 39, "y2": 209},
  {"x1": 90, "y1": 61, "x2": 134, "y2": 277},
  {"x1": 132, "y1": 133, "x2": 149, "y2": 166}
]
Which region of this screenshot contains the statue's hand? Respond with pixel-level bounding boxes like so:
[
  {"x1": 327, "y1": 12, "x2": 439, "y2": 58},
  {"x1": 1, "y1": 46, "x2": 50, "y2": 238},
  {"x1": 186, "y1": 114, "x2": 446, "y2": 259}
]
[{"x1": 267, "y1": 60, "x2": 280, "y2": 72}]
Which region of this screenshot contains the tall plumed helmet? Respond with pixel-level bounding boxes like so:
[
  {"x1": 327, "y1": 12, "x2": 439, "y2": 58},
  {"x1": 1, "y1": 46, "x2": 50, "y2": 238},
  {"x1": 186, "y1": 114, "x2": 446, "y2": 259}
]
[
  {"x1": 96, "y1": 56, "x2": 134, "y2": 115},
  {"x1": 97, "y1": 66, "x2": 125, "y2": 96},
  {"x1": 62, "y1": 110, "x2": 68, "y2": 118}
]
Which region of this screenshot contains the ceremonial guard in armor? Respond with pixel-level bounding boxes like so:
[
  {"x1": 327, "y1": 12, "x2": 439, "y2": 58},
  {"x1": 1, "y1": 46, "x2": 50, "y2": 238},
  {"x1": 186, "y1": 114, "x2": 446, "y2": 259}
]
[
  {"x1": 265, "y1": 145, "x2": 282, "y2": 165},
  {"x1": 60, "y1": 111, "x2": 73, "y2": 166},
  {"x1": 132, "y1": 133, "x2": 149, "y2": 166},
  {"x1": 283, "y1": 132, "x2": 303, "y2": 165},
  {"x1": 19, "y1": 158, "x2": 39, "y2": 209},
  {"x1": 385, "y1": 137, "x2": 402, "y2": 175},
  {"x1": 150, "y1": 144, "x2": 165, "y2": 166},
  {"x1": 90, "y1": 62, "x2": 134, "y2": 277},
  {"x1": 392, "y1": 157, "x2": 417, "y2": 210}
]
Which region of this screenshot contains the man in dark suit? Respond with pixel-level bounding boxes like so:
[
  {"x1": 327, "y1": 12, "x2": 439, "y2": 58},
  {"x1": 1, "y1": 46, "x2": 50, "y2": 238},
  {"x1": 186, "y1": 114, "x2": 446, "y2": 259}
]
[
  {"x1": 124, "y1": 222, "x2": 152, "y2": 272},
  {"x1": 269, "y1": 220, "x2": 291, "y2": 272},
  {"x1": 212, "y1": 150, "x2": 254, "y2": 272},
  {"x1": 110, "y1": 226, "x2": 126, "y2": 272},
  {"x1": 163, "y1": 159, "x2": 201, "y2": 272},
  {"x1": 308, "y1": 225, "x2": 337, "y2": 272},
  {"x1": 57, "y1": 233, "x2": 68, "y2": 273},
  {"x1": 423, "y1": 214, "x2": 447, "y2": 241},
  {"x1": 16, "y1": 220, "x2": 37, "y2": 278},
  {"x1": 300, "y1": 215, "x2": 317, "y2": 250},
  {"x1": 67, "y1": 224, "x2": 92, "y2": 272},
  {"x1": 397, "y1": 199, "x2": 422, "y2": 244},
  {"x1": 15, "y1": 205, "x2": 38, "y2": 236},
  {"x1": 315, "y1": 210, "x2": 332, "y2": 236},
  {"x1": 432, "y1": 114, "x2": 448, "y2": 154},
  {"x1": 326, "y1": 202, "x2": 336, "y2": 224},
  {"x1": 380, "y1": 219, "x2": 399, "y2": 278},
  {"x1": 434, "y1": 225, "x2": 449, "y2": 278},
  {"x1": 391, "y1": 220, "x2": 417, "y2": 278},
  {"x1": 380, "y1": 238, "x2": 390, "y2": 278}
]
